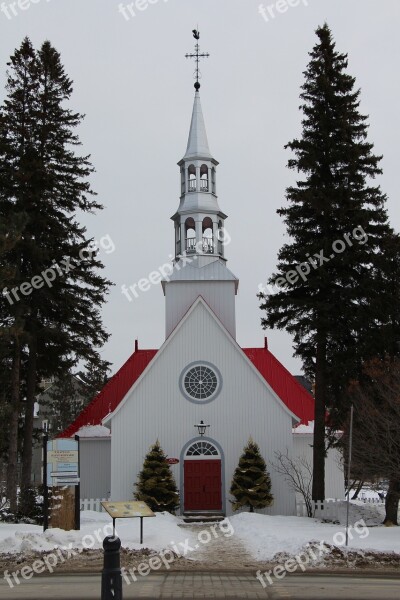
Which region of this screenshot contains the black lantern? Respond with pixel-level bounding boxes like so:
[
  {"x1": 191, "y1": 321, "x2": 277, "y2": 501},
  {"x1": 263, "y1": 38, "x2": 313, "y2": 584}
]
[{"x1": 194, "y1": 420, "x2": 210, "y2": 437}]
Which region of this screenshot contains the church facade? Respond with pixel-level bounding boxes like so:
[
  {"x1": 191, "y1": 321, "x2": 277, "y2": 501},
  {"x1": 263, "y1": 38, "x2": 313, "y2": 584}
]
[{"x1": 62, "y1": 89, "x2": 345, "y2": 516}]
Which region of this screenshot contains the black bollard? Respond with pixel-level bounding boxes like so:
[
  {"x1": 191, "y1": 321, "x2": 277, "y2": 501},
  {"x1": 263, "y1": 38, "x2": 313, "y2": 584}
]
[{"x1": 101, "y1": 535, "x2": 123, "y2": 600}]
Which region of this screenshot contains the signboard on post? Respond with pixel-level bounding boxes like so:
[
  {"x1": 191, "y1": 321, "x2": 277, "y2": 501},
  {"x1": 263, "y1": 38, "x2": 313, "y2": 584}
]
[
  {"x1": 101, "y1": 501, "x2": 155, "y2": 544},
  {"x1": 47, "y1": 439, "x2": 79, "y2": 486},
  {"x1": 44, "y1": 438, "x2": 80, "y2": 531}
]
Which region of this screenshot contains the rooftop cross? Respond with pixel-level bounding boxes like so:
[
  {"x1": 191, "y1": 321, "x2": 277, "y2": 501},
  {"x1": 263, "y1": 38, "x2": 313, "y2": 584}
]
[{"x1": 185, "y1": 29, "x2": 210, "y2": 91}]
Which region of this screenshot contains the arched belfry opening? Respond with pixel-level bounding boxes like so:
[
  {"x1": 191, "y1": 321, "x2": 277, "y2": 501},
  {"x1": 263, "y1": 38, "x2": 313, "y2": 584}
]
[
  {"x1": 202, "y1": 216, "x2": 213, "y2": 254},
  {"x1": 188, "y1": 164, "x2": 196, "y2": 192},
  {"x1": 200, "y1": 164, "x2": 209, "y2": 192},
  {"x1": 185, "y1": 217, "x2": 196, "y2": 254},
  {"x1": 211, "y1": 167, "x2": 216, "y2": 194}
]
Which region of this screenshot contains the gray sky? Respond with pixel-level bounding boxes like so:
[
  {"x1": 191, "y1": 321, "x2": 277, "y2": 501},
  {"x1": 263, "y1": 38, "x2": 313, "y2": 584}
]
[{"x1": 1, "y1": 0, "x2": 399, "y2": 376}]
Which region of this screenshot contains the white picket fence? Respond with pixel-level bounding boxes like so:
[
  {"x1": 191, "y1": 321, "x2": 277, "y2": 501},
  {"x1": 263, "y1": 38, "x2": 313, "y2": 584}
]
[
  {"x1": 80, "y1": 498, "x2": 108, "y2": 512},
  {"x1": 296, "y1": 497, "x2": 387, "y2": 521},
  {"x1": 296, "y1": 498, "x2": 346, "y2": 521},
  {"x1": 358, "y1": 497, "x2": 385, "y2": 504}
]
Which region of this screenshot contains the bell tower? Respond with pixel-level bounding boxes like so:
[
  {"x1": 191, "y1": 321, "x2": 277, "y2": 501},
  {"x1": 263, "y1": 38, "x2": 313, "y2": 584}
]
[
  {"x1": 173, "y1": 91, "x2": 227, "y2": 266},
  {"x1": 162, "y1": 32, "x2": 239, "y2": 339}
]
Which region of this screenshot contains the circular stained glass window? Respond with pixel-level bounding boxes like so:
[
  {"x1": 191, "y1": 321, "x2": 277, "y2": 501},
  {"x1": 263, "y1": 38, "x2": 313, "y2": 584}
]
[{"x1": 179, "y1": 362, "x2": 222, "y2": 404}]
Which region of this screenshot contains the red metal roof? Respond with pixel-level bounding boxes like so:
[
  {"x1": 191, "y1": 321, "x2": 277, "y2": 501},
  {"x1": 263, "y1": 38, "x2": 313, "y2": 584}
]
[
  {"x1": 59, "y1": 349, "x2": 157, "y2": 438},
  {"x1": 243, "y1": 347, "x2": 314, "y2": 425},
  {"x1": 60, "y1": 345, "x2": 314, "y2": 438}
]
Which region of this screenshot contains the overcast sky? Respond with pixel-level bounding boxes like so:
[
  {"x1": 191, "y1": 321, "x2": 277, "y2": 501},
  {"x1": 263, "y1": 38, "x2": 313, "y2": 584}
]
[{"x1": 1, "y1": 0, "x2": 399, "y2": 376}]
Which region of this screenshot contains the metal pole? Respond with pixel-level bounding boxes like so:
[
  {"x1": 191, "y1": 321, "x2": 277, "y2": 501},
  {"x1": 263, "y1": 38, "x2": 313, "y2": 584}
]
[
  {"x1": 74, "y1": 435, "x2": 81, "y2": 530},
  {"x1": 101, "y1": 535, "x2": 122, "y2": 600},
  {"x1": 140, "y1": 517, "x2": 143, "y2": 545},
  {"x1": 43, "y1": 430, "x2": 49, "y2": 532},
  {"x1": 345, "y1": 404, "x2": 354, "y2": 546}
]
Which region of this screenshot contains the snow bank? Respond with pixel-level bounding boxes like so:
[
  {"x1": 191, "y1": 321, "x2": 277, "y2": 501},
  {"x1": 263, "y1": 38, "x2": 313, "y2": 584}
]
[
  {"x1": 0, "y1": 511, "x2": 194, "y2": 555},
  {"x1": 1, "y1": 510, "x2": 398, "y2": 561},
  {"x1": 230, "y1": 513, "x2": 400, "y2": 561}
]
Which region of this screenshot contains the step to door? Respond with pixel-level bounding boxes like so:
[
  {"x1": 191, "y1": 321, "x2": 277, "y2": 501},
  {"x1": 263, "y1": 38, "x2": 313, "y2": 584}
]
[{"x1": 182, "y1": 513, "x2": 225, "y2": 524}]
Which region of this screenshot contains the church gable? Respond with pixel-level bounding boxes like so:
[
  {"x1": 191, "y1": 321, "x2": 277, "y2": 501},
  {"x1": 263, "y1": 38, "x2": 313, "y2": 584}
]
[
  {"x1": 107, "y1": 297, "x2": 299, "y2": 427},
  {"x1": 108, "y1": 296, "x2": 298, "y2": 511}
]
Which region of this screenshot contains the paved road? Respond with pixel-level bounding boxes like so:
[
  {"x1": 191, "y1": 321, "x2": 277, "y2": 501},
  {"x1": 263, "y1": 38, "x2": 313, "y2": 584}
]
[{"x1": 0, "y1": 573, "x2": 399, "y2": 599}]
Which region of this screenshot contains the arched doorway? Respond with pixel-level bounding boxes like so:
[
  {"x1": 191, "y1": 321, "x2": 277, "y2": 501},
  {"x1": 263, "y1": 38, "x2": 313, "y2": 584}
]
[{"x1": 182, "y1": 440, "x2": 222, "y2": 512}]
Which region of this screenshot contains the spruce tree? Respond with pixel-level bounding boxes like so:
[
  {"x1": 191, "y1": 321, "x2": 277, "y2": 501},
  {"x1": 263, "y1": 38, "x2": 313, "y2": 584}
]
[
  {"x1": 40, "y1": 372, "x2": 93, "y2": 434},
  {"x1": 0, "y1": 38, "x2": 37, "y2": 512},
  {"x1": 230, "y1": 439, "x2": 273, "y2": 512},
  {"x1": 0, "y1": 38, "x2": 112, "y2": 506},
  {"x1": 134, "y1": 441, "x2": 179, "y2": 513},
  {"x1": 258, "y1": 24, "x2": 391, "y2": 501}
]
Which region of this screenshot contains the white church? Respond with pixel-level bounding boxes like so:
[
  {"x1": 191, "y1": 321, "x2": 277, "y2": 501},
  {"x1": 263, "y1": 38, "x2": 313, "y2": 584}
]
[{"x1": 62, "y1": 81, "x2": 345, "y2": 516}]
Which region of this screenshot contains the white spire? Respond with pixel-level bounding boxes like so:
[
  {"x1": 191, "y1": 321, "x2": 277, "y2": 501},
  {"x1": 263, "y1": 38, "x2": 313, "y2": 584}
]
[{"x1": 183, "y1": 92, "x2": 213, "y2": 160}]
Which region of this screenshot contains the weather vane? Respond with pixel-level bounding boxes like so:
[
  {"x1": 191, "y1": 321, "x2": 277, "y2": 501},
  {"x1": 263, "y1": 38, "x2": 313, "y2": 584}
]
[{"x1": 185, "y1": 29, "x2": 210, "y2": 91}]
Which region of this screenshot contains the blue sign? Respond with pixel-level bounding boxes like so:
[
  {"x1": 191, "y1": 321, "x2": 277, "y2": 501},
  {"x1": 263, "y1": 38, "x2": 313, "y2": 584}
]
[{"x1": 47, "y1": 439, "x2": 79, "y2": 487}]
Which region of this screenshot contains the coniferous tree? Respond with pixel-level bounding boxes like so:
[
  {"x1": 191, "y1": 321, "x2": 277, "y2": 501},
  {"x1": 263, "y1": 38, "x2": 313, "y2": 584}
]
[
  {"x1": 39, "y1": 373, "x2": 89, "y2": 434},
  {"x1": 230, "y1": 439, "x2": 273, "y2": 512},
  {"x1": 0, "y1": 38, "x2": 37, "y2": 512},
  {"x1": 76, "y1": 361, "x2": 110, "y2": 403},
  {"x1": 134, "y1": 441, "x2": 179, "y2": 513},
  {"x1": 0, "y1": 38, "x2": 112, "y2": 508},
  {"x1": 258, "y1": 24, "x2": 392, "y2": 501}
]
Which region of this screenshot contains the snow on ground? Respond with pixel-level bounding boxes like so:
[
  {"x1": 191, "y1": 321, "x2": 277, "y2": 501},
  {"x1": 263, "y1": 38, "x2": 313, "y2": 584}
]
[
  {"x1": 0, "y1": 507, "x2": 399, "y2": 563},
  {"x1": 0, "y1": 511, "x2": 196, "y2": 555},
  {"x1": 229, "y1": 513, "x2": 400, "y2": 562}
]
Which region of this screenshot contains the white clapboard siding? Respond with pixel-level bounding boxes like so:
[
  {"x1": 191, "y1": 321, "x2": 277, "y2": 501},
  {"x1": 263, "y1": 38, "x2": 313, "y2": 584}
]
[
  {"x1": 293, "y1": 433, "x2": 345, "y2": 500},
  {"x1": 79, "y1": 437, "x2": 111, "y2": 501},
  {"x1": 165, "y1": 281, "x2": 237, "y2": 339},
  {"x1": 109, "y1": 299, "x2": 297, "y2": 516},
  {"x1": 80, "y1": 498, "x2": 107, "y2": 512}
]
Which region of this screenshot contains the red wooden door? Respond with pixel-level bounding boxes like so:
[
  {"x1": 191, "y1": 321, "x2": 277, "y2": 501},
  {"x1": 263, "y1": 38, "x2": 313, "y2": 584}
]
[{"x1": 184, "y1": 460, "x2": 222, "y2": 511}]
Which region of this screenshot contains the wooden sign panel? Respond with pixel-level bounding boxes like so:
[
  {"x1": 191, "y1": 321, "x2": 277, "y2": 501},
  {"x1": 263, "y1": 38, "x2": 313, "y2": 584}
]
[{"x1": 101, "y1": 501, "x2": 155, "y2": 519}]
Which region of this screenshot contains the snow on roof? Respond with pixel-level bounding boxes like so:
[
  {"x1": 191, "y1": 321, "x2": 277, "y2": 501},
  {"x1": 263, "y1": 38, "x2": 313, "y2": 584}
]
[
  {"x1": 76, "y1": 425, "x2": 111, "y2": 438},
  {"x1": 293, "y1": 421, "x2": 314, "y2": 434}
]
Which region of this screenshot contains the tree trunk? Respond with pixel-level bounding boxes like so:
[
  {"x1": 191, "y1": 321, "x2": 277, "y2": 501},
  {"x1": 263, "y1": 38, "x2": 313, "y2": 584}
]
[
  {"x1": 351, "y1": 479, "x2": 364, "y2": 500},
  {"x1": 383, "y1": 479, "x2": 400, "y2": 526},
  {"x1": 6, "y1": 337, "x2": 21, "y2": 515},
  {"x1": 21, "y1": 335, "x2": 38, "y2": 493},
  {"x1": 312, "y1": 331, "x2": 326, "y2": 502}
]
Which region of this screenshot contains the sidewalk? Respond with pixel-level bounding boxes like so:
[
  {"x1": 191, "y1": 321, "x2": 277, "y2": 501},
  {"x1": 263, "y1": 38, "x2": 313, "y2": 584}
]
[{"x1": 0, "y1": 573, "x2": 270, "y2": 599}]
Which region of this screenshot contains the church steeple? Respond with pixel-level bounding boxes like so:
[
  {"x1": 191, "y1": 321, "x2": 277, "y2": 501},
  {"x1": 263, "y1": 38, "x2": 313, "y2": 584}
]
[
  {"x1": 183, "y1": 92, "x2": 212, "y2": 161},
  {"x1": 162, "y1": 32, "x2": 238, "y2": 341},
  {"x1": 173, "y1": 91, "x2": 227, "y2": 264}
]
